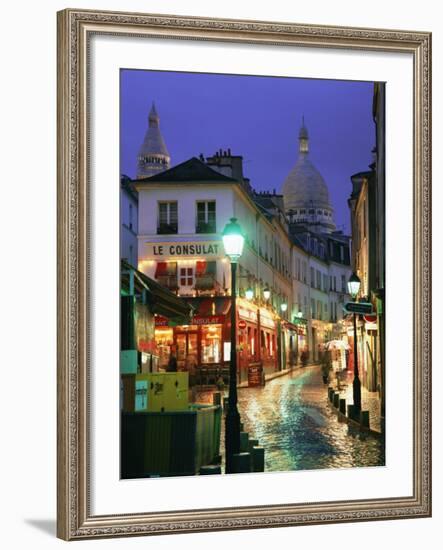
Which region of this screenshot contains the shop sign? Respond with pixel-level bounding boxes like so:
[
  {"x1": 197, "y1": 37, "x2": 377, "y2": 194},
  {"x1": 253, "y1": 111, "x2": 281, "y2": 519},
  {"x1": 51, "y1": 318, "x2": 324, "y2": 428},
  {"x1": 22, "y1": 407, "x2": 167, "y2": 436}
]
[
  {"x1": 155, "y1": 316, "x2": 169, "y2": 327},
  {"x1": 145, "y1": 241, "x2": 223, "y2": 258},
  {"x1": 259, "y1": 308, "x2": 275, "y2": 329},
  {"x1": 193, "y1": 315, "x2": 224, "y2": 325},
  {"x1": 138, "y1": 339, "x2": 156, "y2": 353},
  {"x1": 238, "y1": 319, "x2": 247, "y2": 329},
  {"x1": 238, "y1": 306, "x2": 258, "y2": 323},
  {"x1": 135, "y1": 380, "x2": 148, "y2": 412},
  {"x1": 248, "y1": 364, "x2": 264, "y2": 387}
]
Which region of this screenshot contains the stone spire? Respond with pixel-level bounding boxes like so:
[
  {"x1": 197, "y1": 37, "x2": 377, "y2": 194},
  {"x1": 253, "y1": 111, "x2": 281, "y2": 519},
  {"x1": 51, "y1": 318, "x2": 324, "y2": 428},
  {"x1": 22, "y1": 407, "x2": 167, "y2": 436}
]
[
  {"x1": 136, "y1": 102, "x2": 171, "y2": 179},
  {"x1": 299, "y1": 116, "x2": 309, "y2": 153}
]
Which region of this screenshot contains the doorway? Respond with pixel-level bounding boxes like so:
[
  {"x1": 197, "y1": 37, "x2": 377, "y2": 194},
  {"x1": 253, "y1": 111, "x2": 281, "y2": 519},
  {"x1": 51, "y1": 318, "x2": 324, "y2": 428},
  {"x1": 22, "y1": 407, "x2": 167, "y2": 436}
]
[{"x1": 176, "y1": 330, "x2": 198, "y2": 369}]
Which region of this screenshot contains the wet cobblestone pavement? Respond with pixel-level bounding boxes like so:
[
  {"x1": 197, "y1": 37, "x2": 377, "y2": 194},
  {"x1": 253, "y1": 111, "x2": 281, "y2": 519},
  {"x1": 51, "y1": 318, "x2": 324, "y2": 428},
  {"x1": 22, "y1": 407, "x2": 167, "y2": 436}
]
[{"x1": 206, "y1": 366, "x2": 385, "y2": 473}]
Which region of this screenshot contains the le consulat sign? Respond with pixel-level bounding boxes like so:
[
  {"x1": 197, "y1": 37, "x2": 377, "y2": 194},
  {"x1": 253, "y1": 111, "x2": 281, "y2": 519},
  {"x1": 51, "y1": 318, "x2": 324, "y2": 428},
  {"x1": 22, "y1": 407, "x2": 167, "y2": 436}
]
[{"x1": 144, "y1": 241, "x2": 224, "y2": 258}]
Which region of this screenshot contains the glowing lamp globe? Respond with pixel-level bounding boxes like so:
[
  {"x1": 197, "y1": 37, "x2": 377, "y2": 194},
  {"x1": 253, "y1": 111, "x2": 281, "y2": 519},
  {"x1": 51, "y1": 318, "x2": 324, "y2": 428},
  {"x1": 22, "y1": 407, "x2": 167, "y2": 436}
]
[
  {"x1": 263, "y1": 286, "x2": 271, "y2": 301},
  {"x1": 245, "y1": 287, "x2": 254, "y2": 301},
  {"x1": 297, "y1": 310, "x2": 303, "y2": 318},
  {"x1": 222, "y1": 218, "x2": 245, "y2": 262},
  {"x1": 280, "y1": 303, "x2": 288, "y2": 313},
  {"x1": 347, "y1": 272, "x2": 361, "y2": 299}
]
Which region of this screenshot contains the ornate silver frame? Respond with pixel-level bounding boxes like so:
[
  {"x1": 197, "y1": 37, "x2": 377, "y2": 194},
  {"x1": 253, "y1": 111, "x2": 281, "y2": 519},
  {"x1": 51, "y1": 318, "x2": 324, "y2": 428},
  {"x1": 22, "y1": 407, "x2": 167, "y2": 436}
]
[{"x1": 57, "y1": 8, "x2": 431, "y2": 540}]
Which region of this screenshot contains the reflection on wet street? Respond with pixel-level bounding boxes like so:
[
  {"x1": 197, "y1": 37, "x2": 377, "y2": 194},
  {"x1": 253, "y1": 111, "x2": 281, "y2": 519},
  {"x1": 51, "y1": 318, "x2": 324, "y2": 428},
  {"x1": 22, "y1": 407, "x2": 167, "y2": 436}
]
[{"x1": 235, "y1": 366, "x2": 385, "y2": 473}]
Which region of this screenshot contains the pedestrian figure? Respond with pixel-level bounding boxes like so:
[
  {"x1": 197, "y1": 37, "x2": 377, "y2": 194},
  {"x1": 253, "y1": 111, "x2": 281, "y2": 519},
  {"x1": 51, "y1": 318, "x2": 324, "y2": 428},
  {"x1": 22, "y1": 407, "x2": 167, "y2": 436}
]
[
  {"x1": 321, "y1": 350, "x2": 332, "y2": 385},
  {"x1": 166, "y1": 353, "x2": 178, "y2": 372},
  {"x1": 216, "y1": 374, "x2": 225, "y2": 393},
  {"x1": 186, "y1": 353, "x2": 197, "y2": 401},
  {"x1": 318, "y1": 345, "x2": 324, "y2": 365},
  {"x1": 300, "y1": 350, "x2": 308, "y2": 368}
]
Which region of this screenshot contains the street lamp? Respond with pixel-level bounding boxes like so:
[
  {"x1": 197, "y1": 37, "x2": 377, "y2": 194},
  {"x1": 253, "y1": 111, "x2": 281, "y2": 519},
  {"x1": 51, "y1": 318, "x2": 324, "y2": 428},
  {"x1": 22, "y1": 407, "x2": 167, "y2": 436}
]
[
  {"x1": 245, "y1": 287, "x2": 254, "y2": 301},
  {"x1": 347, "y1": 272, "x2": 362, "y2": 412},
  {"x1": 263, "y1": 285, "x2": 271, "y2": 302},
  {"x1": 297, "y1": 310, "x2": 303, "y2": 319},
  {"x1": 222, "y1": 217, "x2": 245, "y2": 474},
  {"x1": 348, "y1": 272, "x2": 361, "y2": 299},
  {"x1": 280, "y1": 302, "x2": 288, "y2": 313}
]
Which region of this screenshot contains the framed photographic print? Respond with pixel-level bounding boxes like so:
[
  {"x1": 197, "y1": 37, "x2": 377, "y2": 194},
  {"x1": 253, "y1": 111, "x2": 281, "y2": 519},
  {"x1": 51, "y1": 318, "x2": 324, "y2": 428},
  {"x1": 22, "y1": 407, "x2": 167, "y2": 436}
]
[{"x1": 57, "y1": 8, "x2": 431, "y2": 540}]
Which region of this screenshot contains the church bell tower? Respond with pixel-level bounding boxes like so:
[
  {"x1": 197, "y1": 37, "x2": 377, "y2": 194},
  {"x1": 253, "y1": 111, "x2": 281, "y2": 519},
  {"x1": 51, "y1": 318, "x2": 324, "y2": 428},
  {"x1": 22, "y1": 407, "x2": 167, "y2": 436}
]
[{"x1": 136, "y1": 102, "x2": 171, "y2": 179}]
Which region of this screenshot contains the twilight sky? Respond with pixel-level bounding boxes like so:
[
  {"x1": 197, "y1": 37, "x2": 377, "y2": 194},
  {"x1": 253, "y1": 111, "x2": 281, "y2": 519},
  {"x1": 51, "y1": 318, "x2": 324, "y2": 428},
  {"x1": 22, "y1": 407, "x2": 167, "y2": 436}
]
[{"x1": 120, "y1": 69, "x2": 376, "y2": 233}]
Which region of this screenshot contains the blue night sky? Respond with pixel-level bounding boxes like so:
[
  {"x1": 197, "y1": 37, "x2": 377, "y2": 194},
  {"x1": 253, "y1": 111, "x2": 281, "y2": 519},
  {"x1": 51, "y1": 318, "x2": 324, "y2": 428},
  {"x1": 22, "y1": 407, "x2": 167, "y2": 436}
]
[{"x1": 120, "y1": 69, "x2": 375, "y2": 233}]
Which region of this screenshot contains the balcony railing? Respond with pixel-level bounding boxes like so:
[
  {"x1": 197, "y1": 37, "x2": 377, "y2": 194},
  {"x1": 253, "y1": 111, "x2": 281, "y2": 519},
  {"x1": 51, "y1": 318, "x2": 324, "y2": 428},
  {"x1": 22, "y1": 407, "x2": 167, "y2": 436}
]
[
  {"x1": 157, "y1": 223, "x2": 177, "y2": 235},
  {"x1": 156, "y1": 275, "x2": 178, "y2": 290},
  {"x1": 194, "y1": 274, "x2": 216, "y2": 291},
  {"x1": 196, "y1": 222, "x2": 216, "y2": 234}
]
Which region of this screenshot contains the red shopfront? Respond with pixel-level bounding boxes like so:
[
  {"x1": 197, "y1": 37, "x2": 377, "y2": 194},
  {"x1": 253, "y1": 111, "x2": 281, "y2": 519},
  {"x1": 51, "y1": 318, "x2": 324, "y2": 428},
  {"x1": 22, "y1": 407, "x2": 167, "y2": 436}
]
[
  {"x1": 154, "y1": 297, "x2": 231, "y2": 375},
  {"x1": 237, "y1": 301, "x2": 278, "y2": 381}
]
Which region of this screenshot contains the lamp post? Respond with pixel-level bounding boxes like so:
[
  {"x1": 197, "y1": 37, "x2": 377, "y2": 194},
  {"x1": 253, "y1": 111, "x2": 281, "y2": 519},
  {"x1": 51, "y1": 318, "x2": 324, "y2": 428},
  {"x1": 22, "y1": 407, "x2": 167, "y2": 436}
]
[
  {"x1": 222, "y1": 217, "x2": 245, "y2": 474},
  {"x1": 263, "y1": 285, "x2": 271, "y2": 302},
  {"x1": 347, "y1": 272, "x2": 362, "y2": 411}
]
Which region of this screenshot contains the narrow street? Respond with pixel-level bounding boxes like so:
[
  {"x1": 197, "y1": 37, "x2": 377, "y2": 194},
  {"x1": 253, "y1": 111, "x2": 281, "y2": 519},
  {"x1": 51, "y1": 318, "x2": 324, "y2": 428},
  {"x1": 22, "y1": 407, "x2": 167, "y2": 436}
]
[{"x1": 231, "y1": 365, "x2": 384, "y2": 473}]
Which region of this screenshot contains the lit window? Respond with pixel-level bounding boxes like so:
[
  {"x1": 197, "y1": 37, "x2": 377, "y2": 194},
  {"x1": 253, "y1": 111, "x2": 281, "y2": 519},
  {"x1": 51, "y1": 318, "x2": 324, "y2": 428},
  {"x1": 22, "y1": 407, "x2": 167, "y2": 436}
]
[{"x1": 180, "y1": 267, "x2": 194, "y2": 287}]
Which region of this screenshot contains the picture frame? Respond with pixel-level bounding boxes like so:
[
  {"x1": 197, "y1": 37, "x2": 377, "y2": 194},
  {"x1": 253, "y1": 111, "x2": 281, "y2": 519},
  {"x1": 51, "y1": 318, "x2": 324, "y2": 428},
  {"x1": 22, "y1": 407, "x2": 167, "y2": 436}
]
[{"x1": 57, "y1": 8, "x2": 431, "y2": 540}]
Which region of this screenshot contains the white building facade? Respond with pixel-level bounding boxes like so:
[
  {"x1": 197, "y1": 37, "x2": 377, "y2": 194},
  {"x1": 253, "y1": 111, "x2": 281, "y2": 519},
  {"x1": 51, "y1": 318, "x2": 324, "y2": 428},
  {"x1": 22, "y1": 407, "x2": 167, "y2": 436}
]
[
  {"x1": 120, "y1": 176, "x2": 139, "y2": 268},
  {"x1": 134, "y1": 154, "x2": 296, "y2": 379}
]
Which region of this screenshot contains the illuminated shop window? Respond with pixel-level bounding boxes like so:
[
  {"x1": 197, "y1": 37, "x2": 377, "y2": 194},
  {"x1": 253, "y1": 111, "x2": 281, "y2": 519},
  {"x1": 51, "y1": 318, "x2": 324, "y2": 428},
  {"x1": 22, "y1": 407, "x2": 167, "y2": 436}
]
[
  {"x1": 155, "y1": 327, "x2": 174, "y2": 368},
  {"x1": 201, "y1": 325, "x2": 222, "y2": 363}
]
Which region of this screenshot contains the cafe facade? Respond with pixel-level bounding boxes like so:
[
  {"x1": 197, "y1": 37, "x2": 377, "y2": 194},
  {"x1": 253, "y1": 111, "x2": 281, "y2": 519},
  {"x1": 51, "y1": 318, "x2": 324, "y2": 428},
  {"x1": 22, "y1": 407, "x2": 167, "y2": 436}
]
[{"x1": 134, "y1": 156, "x2": 293, "y2": 383}]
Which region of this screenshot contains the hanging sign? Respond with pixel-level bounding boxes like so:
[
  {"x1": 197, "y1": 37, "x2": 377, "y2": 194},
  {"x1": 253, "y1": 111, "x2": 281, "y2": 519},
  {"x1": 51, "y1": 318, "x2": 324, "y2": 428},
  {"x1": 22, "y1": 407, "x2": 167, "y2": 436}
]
[{"x1": 344, "y1": 301, "x2": 374, "y2": 315}]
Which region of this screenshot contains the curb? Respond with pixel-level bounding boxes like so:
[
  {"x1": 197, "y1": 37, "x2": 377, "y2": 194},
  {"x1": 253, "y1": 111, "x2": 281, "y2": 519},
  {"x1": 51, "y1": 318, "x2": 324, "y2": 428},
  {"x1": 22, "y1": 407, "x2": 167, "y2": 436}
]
[{"x1": 329, "y1": 401, "x2": 383, "y2": 438}]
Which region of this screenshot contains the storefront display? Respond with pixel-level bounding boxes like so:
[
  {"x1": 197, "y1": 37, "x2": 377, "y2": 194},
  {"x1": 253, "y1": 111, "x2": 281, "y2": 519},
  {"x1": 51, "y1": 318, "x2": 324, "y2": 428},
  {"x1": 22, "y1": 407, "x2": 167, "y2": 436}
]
[
  {"x1": 155, "y1": 325, "x2": 174, "y2": 369},
  {"x1": 201, "y1": 325, "x2": 222, "y2": 364},
  {"x1": 154, "y1": 303, "x2": 227, "y2": 375},
  {"x1": 153, "y1": 296, "x2": 287, "y2": 384}
]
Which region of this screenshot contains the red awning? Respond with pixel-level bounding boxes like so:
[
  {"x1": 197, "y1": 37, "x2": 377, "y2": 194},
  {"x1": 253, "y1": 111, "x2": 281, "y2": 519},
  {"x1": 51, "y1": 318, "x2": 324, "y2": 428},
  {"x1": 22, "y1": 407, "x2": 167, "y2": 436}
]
[
  {"x1": 196, "y1": 260, "x2": 206, "y2": 276},
  {"x1": 155, "y1": 262, "x2": 167, "y2": 277},
  {"x1": 155, "y1": 261, "x2": 177, "y2": 277}
]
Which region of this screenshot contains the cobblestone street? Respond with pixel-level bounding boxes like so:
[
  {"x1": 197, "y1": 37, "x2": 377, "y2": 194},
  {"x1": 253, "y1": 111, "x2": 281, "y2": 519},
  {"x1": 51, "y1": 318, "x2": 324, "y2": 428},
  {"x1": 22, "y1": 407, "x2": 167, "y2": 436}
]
[{"x1": 228, "y1": 365, "x2": 385, "y2": 473}]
